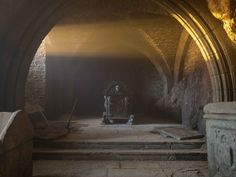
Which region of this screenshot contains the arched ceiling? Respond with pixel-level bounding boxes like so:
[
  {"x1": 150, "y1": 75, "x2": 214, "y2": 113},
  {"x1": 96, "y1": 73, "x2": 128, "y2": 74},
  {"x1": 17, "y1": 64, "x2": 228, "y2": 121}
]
[
  {"x1": 45, "y1": 14, "x2": 182, "y2": 93},
  {"x1": 46, "y1": 15, "x2": 182, "y2": 61}
]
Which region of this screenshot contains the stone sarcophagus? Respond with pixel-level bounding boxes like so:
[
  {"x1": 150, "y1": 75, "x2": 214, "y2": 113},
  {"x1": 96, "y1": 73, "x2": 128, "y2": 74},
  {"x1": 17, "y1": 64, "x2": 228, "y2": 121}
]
[
  {"x1": 0, "y1": 110, "x2": 33, "y2": 177},
  {"x1": 204, "y1": 102, "x2": 236, "y2": 177},
  {"x1": 102, "y1": 81, "x2": 134, "y2": 124}
]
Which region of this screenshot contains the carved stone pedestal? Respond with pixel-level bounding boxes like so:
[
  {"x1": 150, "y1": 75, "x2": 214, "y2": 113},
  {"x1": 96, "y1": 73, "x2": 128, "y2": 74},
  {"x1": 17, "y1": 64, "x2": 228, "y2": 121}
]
[{"x1": 204, "y1": 102, "x2": 236, "y2": 177}]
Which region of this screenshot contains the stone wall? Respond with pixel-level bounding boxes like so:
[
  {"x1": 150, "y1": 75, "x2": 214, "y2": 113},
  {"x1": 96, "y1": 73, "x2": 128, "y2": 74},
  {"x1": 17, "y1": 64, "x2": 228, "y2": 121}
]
[
  {"x1": 25, "y1": 41, "x2": 46, "y2": 107},
  {"x1": 182, "y1": 40, "x2": 212, "y2": 132},
  {"x1": 141, "y1": 62, "x2": 164, "y2": 114},
  {"x1": 155, "y1": 39, "x2": 212, "y2": 132}
]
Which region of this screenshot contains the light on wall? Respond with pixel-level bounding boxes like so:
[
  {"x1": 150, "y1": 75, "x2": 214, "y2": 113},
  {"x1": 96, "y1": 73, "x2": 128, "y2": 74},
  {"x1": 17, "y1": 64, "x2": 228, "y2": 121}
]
[{"x1": 208, "y1": 0, "x2": 236, "y2": 44}]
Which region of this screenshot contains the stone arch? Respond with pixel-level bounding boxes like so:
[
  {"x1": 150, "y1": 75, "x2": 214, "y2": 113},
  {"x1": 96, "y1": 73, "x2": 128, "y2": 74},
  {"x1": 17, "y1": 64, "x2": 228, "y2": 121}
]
[
  {"x1": 153, "y1": 0, "x2": 235, "y2": 102},
  {"x1": 0, "y1": 0, "x2": 235, "y2": 111},
  {"x1": 173, "y1": 29, "x2": 191, "y2": 85}
]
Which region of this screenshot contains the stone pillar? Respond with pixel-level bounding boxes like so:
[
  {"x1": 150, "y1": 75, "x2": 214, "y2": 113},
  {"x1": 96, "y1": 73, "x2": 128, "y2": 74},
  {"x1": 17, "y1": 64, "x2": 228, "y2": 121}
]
[
  {"x1": 204, "y1": 102, "x2": 236, "y2": 177},
  {"x1": 0, "y1": 110, "x2": 33, "y2": 177}
]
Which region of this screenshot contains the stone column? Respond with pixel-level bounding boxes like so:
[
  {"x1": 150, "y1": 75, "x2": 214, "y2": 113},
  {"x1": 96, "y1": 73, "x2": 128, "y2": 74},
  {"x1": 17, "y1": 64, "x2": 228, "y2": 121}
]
[{"x1": 204, "y1": 102, "x2": 236, "y2": 177}]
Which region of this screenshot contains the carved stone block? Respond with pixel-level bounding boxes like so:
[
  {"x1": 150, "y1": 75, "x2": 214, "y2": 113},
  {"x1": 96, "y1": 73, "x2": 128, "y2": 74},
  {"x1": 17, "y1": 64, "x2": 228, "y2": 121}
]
[{"x1": 204, "y1": 102, "x2": 236, "y2": 177}]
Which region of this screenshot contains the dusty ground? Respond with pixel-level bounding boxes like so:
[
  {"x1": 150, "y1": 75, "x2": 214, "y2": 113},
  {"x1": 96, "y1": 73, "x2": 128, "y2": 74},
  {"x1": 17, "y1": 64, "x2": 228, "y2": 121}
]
[
  {"x1": 33, "y1": 117, "x2": 208, "y2": 177},
  {"x1": 52, "y1": 117, "x2": 200, "y2": 142},
  {"x1": 33, "y1": 160, "x2": 208, "y2": 177}
]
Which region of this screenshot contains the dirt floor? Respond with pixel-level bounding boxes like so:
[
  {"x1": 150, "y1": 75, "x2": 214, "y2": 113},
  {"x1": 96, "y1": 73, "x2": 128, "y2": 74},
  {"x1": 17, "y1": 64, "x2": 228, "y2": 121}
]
[
  {"x1": 50, "y1": 117, "x2": 189, "y2": 142},
  {"x1": 33, "y1": 160, "x2": 208, "y2": 177}
]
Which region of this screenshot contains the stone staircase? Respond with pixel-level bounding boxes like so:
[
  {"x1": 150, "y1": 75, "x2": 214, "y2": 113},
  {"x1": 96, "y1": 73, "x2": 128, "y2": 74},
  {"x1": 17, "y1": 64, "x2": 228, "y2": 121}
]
[{"x1": 33, "y1": 139, "x2": 207, "y2": 161}]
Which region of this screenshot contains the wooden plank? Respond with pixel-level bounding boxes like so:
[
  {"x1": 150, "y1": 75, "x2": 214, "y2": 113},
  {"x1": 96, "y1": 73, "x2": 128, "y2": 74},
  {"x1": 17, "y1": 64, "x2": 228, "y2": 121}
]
[
  {"x1": 159, "y1": 127, "x2": 204, "y2": 140},
  {"x1": 110, "y1": 117, "x2": 129, "y2": 120}
]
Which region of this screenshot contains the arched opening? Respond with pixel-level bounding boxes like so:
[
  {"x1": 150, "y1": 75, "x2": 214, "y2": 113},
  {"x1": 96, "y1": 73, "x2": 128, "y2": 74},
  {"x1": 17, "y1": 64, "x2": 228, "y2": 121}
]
[
  {"x1": 0, "y1": 0, "x2": 232, "y2": 138},
  {"x1": 1, "y1": 0, "x2": 229, "y2": 129},
  {"x1": 0, "y1": 0, "x2": 233, "y2": 112},
  {"x1": 0, "y1": 1, "x2": 236, "y2": 175},
  {"x1": 24, "y1": 13, "x2": 181, "y2": 125}
]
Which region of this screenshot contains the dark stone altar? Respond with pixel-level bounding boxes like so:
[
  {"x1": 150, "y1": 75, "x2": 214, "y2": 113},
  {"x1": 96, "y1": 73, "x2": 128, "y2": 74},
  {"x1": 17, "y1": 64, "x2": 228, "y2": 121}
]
[{"x1": 102, "y1": 81, "x2": 134, "y2": 124}]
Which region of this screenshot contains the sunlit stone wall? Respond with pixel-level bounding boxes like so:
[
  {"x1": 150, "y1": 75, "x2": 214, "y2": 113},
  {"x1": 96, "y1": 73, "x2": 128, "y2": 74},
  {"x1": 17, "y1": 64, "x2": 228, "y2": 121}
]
[
  {"x1": 155, "y1": 39, "x2": 212, "y2": 132},
  {"x1": 25, "y1": 41, "x2": 46, "y2": 107},
  {"x1": 208, "y1": 0, "x2": 236, "y2": 43}
]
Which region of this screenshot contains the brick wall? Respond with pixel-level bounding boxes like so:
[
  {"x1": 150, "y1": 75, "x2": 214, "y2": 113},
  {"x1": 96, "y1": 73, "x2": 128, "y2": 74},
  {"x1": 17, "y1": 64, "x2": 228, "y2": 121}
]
[
  {"x1": 181, "y1": 40, "x2": 212, "y2": 132},
  {"x1": 141, "y1": 62, "x2": 164, "y2": 113},
  {"x1": 25, "y1": 41, "x2": 46, "y2": 107},
  {"x1": 155, "y1": 39, "x2": 212, "y2": 132}
]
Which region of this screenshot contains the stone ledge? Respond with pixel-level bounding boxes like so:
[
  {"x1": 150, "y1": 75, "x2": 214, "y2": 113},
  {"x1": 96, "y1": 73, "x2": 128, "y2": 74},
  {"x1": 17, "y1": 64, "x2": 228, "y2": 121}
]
[{"x1": 204, "y1": 102, "x2": 236, "y2": 115}]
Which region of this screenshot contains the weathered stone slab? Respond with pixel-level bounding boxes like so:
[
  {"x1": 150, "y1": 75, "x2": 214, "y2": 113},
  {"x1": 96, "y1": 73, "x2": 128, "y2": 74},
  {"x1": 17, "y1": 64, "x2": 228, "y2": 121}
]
[
  {"x1": 109, "y1": 168, "x2": 166, "y2": 177},
  {"x1": 204, "y1": 102, "x2": 236, "y2": 115},
  {"x1": 0, "y1": 110, "x2": 33, "y2": 177},
  {"x1": 204, "y1": 102, "x2": 236, "y2": 177},
  {"x1": 158, "y1": 127, "x2": 204, "y2": 140}
]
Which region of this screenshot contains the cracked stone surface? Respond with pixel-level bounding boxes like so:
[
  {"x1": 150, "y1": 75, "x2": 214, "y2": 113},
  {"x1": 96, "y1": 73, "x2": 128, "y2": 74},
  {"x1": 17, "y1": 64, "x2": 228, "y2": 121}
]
[
  {"x1": 50, "y1": 117, "x2": 184, "y2": 142},
  {"x1": 33, "y1": 160, "x2": 208, "y2": 177}
]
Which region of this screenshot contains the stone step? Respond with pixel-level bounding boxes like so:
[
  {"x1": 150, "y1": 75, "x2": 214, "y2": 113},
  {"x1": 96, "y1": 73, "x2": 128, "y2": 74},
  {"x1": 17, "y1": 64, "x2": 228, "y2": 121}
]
[
  {"x1": 34, "y1": 140, "x2": 205, "y2": 150},
  {"x1": 33, "y1": 148, "x2": 207, "y2": 161}
]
